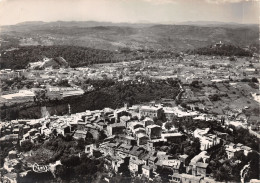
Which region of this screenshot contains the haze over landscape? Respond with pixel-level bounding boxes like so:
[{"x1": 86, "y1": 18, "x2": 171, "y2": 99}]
[
  {"x1": 0, "y1": 1, "x2": 260, "y2": 183},
  {"x1": 0, "y1": 0, "x2": 258, "y2": 53},
  {"x1": 0, "y1": 0, "x2": 259, "y2": 25}
]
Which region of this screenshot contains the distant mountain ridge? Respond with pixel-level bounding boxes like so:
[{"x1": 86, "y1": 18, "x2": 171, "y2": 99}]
[
  {"x1": 0, "y1": 21, "x2": 258, "y2": 51},
  {"x1": 9, "y1": 20, "x2": 258, "y2": 27}
]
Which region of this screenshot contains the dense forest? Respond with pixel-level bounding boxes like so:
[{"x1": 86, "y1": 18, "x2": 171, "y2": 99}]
[
  {"x1": 0, "y1": 46, "x2": 116, "y2": 69},
  {"x1": 0, "y1": 43, "x2": 255, "y2": 70},
  {"x1": 0, "y1": 78, "x2": 180, "y2": 120},
  {"x1": 0, "y1": 45, "x2": 177, "y2": 69},
  {"x1": 188, "y1": 44, "x2": 253, "y2": 57}
]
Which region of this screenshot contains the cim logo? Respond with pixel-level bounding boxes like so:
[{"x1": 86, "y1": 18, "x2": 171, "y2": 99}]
[{"x1": 32, "y1": 163, "x2": 49, "y2": 173}]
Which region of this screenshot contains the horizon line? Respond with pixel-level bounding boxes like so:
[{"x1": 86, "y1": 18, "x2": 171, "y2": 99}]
[{"x1": 1, "y1": 19, "x2": 258, "y2": 27}]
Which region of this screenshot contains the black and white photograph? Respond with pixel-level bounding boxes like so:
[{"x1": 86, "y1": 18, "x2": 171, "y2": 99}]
[{"x1": 0, "y1": 0, "x2": 259, "y2": 182}]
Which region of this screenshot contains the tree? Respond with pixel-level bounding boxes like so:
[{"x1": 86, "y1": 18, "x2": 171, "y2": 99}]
[
  {"x1": 61, "y1": 155, "x2": 80, "y2": 167},
  {"x1": 55, "y1": 165, "x2": 71, "y2": 180},
  {"x1": 190, "y1": 80, "x2": 200, "y2": 88},
  {"x1": 75, "y1": 162, "x2": 98, "y2": 176},
  {"x1": 20, "y1": 140, "x2": 34, "y2": 152},
  {"x1": 118, "y1": 74, "x2": 123, "y2": 79},
  {"x1": 64, "y1": 134, "x2": 73, "y2": 142},
  {"x1": 110, "y1": 174, "x2": 131, "y2": 183},
  {"x1": 210, "y1": 65, "x2": 216, "y2": 69},
  {"x1": 213, "y1": 166, "x2": 231, "y2": 181},
  {"x1": 191, "y1": 138, "x2": 201, "y2": 154},
  {"x1": 153, "y1": 117, "x2": 158, "y2": 122},
  {"x1": 168, "y1": 144, "x2": 182, "y2": 156},
  {"x1": 98, "y1": 131, "x2": 107, "y2": 142},
  {"x1": 229, "y1": 56, "x2": 236, "y2": 61},
  {"x1": 210, "y1": 94, "x2": 220, "y2": 101},
  {"x1": 34, "y1": 89, "x2": 48, "y2": 102},
  {"x1": 76, "y1": 138, "x2": 86, "y2": 150},
  {"x1": 180, "y1": 103, "x2": 187, "y2": 108},
  {"x1": 252, "y1": 77, "x2": 258, "y2": 83},
  {"x1": 56, "y1": 79, "x2": 70, "y2": 87},
  {"x1": 234, "y1": 150, "x2": 246, "y2": 162},
  {"x1": 153, "y1": 176, "x2": 163, "y2": 183},
  {"x1": 36, "y1": 134, "x2": 45, "y2": 143},
  {"x1": 245, "y1": 151, "x2": 260, "y2": 181},
  {"x1": 165, "y1": 122, "x2": 173, "y2": 131},
  {"x1": 155, "y1": 120, "x2": 163, "y2": 127}
]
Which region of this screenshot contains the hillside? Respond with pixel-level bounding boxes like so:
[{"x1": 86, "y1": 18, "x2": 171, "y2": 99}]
[
  {"x1": 188, "y1": 43, "x2": 253, "y2": 57},
  {"x1": 0, "y1": 45, "x2": 177, "y2": 69},
  {"x1": 0, "y1": 21, "x2": 258, "y2": 52}
]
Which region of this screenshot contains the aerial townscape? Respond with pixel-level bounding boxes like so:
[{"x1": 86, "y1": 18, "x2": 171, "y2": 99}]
[{"x1": 0, "y1": 1, "x2": 259, "y2": 183}]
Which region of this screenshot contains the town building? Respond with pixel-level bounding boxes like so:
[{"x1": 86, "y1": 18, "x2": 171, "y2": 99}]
[
  {"x1": 146, "y1": 125, "x2": 162, "y2": 139},
  {"x1": 107, "y1": 123, "x2": 126, "y2": 136},
  {"x1": 139, "y1": 105, "x2": 164, "y2": 119}
]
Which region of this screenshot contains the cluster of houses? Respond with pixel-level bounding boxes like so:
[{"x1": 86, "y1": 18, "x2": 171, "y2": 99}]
[
  {"x1": 25, "y1": 103, "x2": 221, "y2": 182},
  {"x1": 0, "y1": 100, "x2": 257, "y2": 183},
  {"x1": 0, "y1": 119, "x2": 42, "y2": 145},
  {"x1": 193, "y1": 128, "x2": 221, "y2": 151},
  {"x1": 0, "y1": 69, "x2": 24, "y2": 80},
  {"x1": 225, "y1": 143, "x2": 252, "y2": 159}
]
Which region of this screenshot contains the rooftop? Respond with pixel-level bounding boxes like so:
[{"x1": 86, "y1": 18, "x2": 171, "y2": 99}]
[
  {"x1": 146, "y1": 124, "x2": 161, "y2": 129},
  {"x1": 140, "y1": 105, "x2": 162, "y2": 111}
]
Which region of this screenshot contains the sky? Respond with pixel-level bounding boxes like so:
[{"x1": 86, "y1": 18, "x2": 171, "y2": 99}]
[{"x1": 0, "y1": 0, "x2": 259, "y2": 25}]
